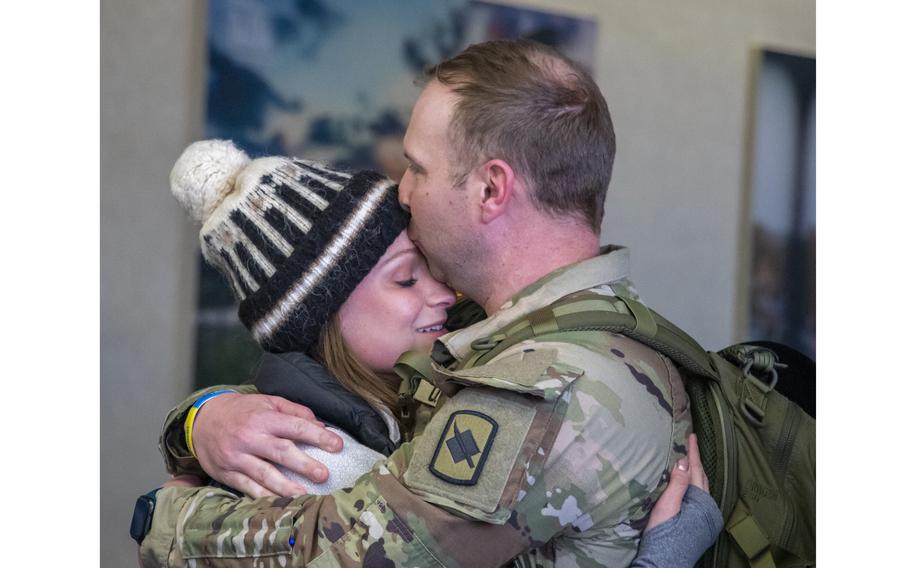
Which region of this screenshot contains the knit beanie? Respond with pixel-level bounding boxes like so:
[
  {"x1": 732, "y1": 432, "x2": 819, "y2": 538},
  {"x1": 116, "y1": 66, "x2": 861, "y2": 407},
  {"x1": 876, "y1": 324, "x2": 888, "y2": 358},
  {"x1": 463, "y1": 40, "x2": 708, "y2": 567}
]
[{"x1": 170, "y1": 139, "x2": 410, "y2": 353}]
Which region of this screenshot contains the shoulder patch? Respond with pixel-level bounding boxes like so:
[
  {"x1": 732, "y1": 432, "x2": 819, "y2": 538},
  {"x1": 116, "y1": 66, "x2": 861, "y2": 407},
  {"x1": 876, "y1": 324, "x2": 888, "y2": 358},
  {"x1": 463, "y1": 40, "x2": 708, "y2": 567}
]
[
  {"x1": 429, "y1": 410, "x2": 498, "y2": 485},
  {"x1": 403, "y1": 388, "x2": 542, "y2": 523}
]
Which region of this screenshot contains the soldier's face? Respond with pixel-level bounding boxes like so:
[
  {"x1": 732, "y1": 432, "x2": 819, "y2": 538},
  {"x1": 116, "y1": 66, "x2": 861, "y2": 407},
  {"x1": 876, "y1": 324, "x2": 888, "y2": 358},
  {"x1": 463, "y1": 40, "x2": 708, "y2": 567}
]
[
  {"x1": 338, "y1": 230, "x2": 455, "y2": 373},
  {"x1": 398, "y1": 81, "x2": 478, "y2": 291}
]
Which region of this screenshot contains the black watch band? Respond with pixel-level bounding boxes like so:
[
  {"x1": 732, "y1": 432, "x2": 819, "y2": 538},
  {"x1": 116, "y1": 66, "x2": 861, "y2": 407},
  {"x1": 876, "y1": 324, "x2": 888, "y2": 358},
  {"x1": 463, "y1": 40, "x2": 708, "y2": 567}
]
[{"x1": 130, "y1": 488, "x2": 161, "y2": 545}]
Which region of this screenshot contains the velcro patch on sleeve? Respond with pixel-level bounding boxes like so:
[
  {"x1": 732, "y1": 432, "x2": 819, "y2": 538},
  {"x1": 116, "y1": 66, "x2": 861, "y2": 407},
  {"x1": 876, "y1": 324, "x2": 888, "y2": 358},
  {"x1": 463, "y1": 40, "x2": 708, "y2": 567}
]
[
  {"x1": 433, "y1": 347, "x2": 584, "y2": 401},
  {"x1": 429, "y1": 410, "x2": 498, "y2": 485},
  {"x1": 403, "y1": 388, "x2": 538, "y2": 523}
]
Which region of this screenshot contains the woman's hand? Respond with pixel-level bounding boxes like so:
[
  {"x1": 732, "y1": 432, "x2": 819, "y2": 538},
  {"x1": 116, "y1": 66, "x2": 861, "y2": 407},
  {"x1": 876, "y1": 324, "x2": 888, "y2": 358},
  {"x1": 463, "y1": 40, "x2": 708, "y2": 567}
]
[
  {"x1": 631, "y1": 433, "x2": 723, "y2": 568},
  {"x1": 646, "y1": 432, "x2": 710, "y2": 530},
  {"x1": 191, "y1": 393, "x2": 344, "y2": 498}
]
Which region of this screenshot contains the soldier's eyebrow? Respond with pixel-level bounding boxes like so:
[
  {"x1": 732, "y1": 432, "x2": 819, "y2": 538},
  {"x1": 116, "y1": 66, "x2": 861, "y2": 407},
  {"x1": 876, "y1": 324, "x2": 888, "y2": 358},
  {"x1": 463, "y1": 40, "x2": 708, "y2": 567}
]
[{"x1": 404, "y1": 152, "x2": 425, "y2": 171}]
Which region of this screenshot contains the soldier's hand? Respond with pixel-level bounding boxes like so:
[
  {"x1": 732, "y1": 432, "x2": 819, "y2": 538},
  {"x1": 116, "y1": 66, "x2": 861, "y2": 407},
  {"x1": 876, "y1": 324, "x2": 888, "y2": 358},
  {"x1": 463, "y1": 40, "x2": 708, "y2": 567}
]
[
  {"x1": 646, "y1": 433, "x2": 710, "y2": 530},
  {"x1": 192, "y1": 393, "x2": 343, "y2": 498}
]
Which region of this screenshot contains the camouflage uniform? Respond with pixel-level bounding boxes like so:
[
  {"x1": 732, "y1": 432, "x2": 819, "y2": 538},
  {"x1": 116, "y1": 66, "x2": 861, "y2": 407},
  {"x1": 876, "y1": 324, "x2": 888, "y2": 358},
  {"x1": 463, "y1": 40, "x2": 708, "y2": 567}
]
[{"x1": 141, "y1": 246, "x2": 691, "y2": 567}]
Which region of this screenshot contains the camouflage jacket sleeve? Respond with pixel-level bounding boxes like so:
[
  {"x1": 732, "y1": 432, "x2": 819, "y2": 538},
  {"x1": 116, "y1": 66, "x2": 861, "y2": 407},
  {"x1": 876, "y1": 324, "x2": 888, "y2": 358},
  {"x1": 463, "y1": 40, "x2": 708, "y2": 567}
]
[
  {"x1": 139, "y1": 442, "x2": 531, "y2": 567},
  {"x1": 139, "y1": 352, "x2": 577, "y2": 566},
  {"x1": 159, "y1": 383, "x2": 260, "y2": 477}
]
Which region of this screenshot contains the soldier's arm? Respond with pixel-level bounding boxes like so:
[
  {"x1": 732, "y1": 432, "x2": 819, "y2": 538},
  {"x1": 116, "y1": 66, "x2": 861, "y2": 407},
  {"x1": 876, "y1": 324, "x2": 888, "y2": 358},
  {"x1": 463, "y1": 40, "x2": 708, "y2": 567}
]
[
  {"x1": 140, "y1": 442, "x2": 530, "y2": 567},
  {"x1": 159, "y1": 384, "x2": 258, "y2": 477},
  {"x1": 141, "y1": 352, "x2": 575, "y2": 566},
  {"x1": 160, "y1": 384, "x2": 342, "y2": 497},
  {"x1": 528, "y1": 338, "x2": 689, "y2": 564}
]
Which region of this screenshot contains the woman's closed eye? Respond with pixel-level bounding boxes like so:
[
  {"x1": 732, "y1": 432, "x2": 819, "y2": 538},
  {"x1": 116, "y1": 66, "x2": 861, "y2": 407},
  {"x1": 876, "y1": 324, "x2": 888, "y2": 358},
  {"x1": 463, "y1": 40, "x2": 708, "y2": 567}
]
[{"x1": 396, "y1": 278, "x2": 417, "y2": 288}]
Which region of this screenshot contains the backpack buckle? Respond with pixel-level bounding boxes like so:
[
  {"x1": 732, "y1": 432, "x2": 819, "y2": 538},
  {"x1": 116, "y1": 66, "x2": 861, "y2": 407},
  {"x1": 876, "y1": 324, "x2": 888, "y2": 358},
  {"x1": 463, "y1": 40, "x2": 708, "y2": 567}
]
[
  {"x1": 740, "y1": 372, "x2": 773, "y2": 427},
  {"x1": 470, "y1": 333, "x2": 506, "y2": 351},
  {"x1": 743, "y1": 353, "x2": 785, "y2": 391},
  {"x1": 722, "y1": 345, "x2": 788, "y2": 386}
]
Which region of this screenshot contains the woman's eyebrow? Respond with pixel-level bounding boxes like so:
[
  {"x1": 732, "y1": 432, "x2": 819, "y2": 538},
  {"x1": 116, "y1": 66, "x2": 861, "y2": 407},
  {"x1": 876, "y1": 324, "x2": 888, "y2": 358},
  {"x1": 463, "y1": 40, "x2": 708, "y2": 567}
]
[{"x1": 382, "y1": 247, "x2": 419, "y2": 265}]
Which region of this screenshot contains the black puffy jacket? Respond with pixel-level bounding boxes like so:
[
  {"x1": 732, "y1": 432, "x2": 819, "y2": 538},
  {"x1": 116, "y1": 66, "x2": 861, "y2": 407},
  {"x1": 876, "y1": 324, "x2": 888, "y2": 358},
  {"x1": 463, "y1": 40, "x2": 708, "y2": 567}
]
[{"x1": 253, "y1": 352, "x2": 398, "y2": 456}]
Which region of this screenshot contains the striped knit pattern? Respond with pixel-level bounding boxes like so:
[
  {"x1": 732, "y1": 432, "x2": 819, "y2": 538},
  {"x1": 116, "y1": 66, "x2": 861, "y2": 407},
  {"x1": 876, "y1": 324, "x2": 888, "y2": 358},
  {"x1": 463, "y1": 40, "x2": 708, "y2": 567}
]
[{"x1": 188, "y1": 150, "x2": 409, "y2": 353}]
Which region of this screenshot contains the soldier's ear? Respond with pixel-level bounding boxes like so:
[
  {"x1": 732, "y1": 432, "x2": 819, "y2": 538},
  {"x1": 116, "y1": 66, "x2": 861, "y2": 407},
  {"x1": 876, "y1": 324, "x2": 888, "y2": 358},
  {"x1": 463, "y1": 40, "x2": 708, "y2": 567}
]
[{"x1": 476, "y1": 159, "x2": 516, "y2": 224}]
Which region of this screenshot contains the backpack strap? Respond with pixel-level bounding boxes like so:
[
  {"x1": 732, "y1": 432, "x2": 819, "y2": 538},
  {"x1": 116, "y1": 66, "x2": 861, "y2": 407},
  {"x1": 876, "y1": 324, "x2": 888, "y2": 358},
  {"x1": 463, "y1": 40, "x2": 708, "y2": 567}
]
[
  {"x1": 727, "y1": 500, "x2": 777, "y2": 568},
  {"x1": 463, "y1": 293, "x2": 720, "y2": 381},
  {"x1": 394, "y1": 350, "x2": 439, "y2": 438}
]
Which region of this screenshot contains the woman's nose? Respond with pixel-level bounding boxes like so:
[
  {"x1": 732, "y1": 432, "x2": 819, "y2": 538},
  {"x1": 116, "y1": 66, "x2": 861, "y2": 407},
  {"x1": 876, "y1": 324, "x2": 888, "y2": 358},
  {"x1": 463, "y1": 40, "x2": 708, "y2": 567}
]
[{"x1": 429, "y1": 283, "x2": 456, "y2": 308}]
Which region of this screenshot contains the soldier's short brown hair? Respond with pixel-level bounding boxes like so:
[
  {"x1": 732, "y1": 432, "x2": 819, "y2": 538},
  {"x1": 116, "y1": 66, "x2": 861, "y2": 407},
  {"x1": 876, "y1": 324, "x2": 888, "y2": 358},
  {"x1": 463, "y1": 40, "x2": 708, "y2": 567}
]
[{"x1": 425, "y1": 39, "x2": 616, "y2": 232}]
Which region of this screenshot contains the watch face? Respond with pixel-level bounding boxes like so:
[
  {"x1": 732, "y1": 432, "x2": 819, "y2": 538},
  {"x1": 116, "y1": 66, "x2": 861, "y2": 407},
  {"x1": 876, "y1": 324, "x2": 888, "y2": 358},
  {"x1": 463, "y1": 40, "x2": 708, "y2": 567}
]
[{"x1": 129, "y1": 494, "x2": 156, "y2": 544}]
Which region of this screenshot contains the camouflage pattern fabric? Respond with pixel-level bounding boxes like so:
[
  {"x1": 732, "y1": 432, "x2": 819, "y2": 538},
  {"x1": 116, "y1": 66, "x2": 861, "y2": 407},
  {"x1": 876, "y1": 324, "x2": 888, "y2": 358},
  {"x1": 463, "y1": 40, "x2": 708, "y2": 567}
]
[{"x1": 143, "y1": 246, "x2": 691, "y2": 567}]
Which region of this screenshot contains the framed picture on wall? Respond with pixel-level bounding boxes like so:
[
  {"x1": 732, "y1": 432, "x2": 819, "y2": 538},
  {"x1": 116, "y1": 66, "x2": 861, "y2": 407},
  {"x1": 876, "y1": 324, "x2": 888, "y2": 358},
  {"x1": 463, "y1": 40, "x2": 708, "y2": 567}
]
[
  {"x1": 194, "y1": 0, "x2": 598, "y2": 388},
  {"x1": 741, "y1": 49, "x2": 815, "y2": 358}
]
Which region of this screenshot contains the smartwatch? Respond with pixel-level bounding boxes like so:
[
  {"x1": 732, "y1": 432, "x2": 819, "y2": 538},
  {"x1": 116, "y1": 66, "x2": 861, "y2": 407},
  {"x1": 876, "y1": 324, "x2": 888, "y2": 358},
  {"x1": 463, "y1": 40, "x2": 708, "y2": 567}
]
[{"x1": 130, "y1": 488, "x2": 161, "y2": 545}]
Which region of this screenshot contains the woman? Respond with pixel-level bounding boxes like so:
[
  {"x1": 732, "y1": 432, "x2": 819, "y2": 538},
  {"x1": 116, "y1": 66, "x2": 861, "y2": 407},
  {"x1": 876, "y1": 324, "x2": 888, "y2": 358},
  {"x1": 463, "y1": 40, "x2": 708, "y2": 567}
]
[
  {"x1": 165, "y1": 139, "x2": 721, "y2": 565},
  {"x1": 169, "y1": 138, "x2": 457, "y2": 492}
]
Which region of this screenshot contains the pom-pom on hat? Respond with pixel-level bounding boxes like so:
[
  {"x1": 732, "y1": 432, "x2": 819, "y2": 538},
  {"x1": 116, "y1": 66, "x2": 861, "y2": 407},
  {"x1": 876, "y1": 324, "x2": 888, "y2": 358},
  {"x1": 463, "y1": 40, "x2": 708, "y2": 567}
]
[{"x1": 170, "y1": 139, "x2": 410, "y2": 353}]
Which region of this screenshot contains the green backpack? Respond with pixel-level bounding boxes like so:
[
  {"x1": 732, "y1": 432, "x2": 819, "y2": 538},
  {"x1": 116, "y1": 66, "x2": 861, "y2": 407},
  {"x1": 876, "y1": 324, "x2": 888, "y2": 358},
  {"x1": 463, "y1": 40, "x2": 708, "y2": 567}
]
[{"x1": 454, "y1": 291, "x2": 816, "y2": 568}]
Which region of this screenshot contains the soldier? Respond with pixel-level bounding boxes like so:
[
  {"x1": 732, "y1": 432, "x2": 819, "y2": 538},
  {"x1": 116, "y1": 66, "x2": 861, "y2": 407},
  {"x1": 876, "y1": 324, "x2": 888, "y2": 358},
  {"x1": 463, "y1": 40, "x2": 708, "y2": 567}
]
[{"x1": 138, "y1": 39, "x2": 697, "y2": 566}]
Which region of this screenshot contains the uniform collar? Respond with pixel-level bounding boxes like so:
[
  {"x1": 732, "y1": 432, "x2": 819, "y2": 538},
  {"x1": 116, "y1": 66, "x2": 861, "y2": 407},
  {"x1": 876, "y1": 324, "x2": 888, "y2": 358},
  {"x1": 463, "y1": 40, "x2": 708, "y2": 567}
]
[{"x1": 438, "y1": 245, "x2": 633, "y2": 362}]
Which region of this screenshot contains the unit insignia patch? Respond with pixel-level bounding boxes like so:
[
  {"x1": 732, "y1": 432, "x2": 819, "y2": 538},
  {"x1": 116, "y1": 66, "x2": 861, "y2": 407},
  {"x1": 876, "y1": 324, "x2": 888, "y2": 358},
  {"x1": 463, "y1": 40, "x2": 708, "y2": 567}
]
[{"x1": 429, "y1": 410, "x2": 498, "y2": 485}]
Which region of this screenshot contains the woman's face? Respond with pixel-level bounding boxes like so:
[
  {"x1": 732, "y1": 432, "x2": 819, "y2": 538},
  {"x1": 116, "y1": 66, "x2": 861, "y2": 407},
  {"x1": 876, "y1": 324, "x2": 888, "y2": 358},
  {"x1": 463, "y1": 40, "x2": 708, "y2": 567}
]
[{"x1": 338, "y1": 231, "x2": 456, "y2": 373}]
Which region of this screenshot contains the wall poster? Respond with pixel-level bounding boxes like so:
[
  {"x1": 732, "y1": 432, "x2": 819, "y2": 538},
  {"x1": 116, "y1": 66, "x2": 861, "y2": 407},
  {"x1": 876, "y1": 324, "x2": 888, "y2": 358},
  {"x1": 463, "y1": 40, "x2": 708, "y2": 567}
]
[
  {"x1": 746, "y1": 50, "x2": 815, "y2": 358},
  {"x1": 195, "y1": 0, "x2": 598, "y2": 388}
]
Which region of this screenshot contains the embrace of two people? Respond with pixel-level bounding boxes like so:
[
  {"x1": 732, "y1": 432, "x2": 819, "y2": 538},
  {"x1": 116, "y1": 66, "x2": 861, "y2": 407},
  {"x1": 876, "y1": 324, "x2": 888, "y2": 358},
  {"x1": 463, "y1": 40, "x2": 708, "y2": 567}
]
[{"x1": 136, "y1": 39, "x2": 722, "y2": 567}]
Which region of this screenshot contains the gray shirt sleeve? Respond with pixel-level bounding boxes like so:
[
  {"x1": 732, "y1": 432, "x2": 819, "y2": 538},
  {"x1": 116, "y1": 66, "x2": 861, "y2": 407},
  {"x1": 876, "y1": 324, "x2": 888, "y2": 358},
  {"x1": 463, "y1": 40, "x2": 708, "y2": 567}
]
[
  {"x1": 630, "y1": 486, "x2": 724, "y2": 568},
  {"x1": 276, "y1": 426, "x2": 384, "y2": 495}
]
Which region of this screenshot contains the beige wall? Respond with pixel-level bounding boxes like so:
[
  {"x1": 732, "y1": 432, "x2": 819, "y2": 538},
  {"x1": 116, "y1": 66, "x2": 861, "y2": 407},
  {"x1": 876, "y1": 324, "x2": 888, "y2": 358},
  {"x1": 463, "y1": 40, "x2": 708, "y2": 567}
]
[
  {"x1": 596, "y1": 0, "x2": 814, "y2": 349},
  {"x1": 101, "y1": 1, "x2": 206, "y2": 565},
  {"x1": 100, "y1": 1, "x2": 813, "y2": 565},
  {"x1": 503, "y1": 0, "x2": 814, "y2": 348}
]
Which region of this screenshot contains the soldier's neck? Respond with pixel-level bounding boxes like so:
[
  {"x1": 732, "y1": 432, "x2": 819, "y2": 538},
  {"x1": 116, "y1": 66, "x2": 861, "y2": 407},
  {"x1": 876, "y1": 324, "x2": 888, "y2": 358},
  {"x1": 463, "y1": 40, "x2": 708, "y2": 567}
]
[{"x1": 475, "y1": 228, "x2": 601, "y2": 315}]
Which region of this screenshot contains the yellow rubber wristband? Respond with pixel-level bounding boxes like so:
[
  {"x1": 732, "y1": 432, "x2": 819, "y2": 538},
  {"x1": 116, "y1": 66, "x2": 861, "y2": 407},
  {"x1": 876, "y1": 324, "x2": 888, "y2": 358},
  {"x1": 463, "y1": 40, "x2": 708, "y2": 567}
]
[{"x1": 184, "y1": 390, "x2": 236, "y2": 458}]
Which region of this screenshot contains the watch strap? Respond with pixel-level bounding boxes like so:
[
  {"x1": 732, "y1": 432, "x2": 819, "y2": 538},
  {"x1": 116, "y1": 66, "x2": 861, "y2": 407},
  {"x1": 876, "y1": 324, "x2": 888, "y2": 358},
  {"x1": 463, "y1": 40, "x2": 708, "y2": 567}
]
[{"x1": 129, "y1": 488, "x2": 161, "y2": 545}]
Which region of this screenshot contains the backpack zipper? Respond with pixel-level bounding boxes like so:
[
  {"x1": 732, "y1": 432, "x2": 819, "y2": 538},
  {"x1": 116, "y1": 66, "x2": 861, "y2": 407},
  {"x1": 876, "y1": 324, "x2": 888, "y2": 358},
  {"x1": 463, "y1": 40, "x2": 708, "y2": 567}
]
[
  {"x1": 772, "y1": 401, "x2": 802, "y2": 551},
  {"x1": 709, "y1": 380, "x2": 737, "y2": 567}
]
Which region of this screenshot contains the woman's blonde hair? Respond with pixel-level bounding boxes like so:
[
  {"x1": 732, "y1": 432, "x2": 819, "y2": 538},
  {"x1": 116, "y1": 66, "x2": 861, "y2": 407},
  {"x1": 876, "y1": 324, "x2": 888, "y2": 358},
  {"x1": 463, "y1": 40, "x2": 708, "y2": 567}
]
[{"x1": 313, "y1": 315, "x2": 401, "y2": 424}]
